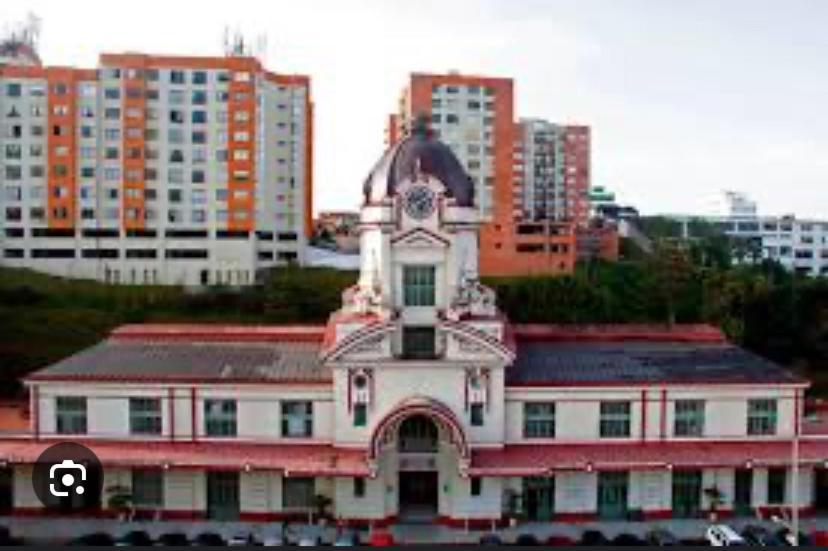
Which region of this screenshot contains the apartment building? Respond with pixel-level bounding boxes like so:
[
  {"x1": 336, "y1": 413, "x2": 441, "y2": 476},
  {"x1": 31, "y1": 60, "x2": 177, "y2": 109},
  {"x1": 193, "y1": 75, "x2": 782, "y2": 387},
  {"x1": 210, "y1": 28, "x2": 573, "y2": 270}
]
[
  {"x1": 388, "y1": 73, "x2": 576, "y2": 277},
  {"x1": 0, "y1": 45, "x2": 313, "y2": 286},
  {"x1": 515, "y1": 118, "x2": 590, "y2": 226}
]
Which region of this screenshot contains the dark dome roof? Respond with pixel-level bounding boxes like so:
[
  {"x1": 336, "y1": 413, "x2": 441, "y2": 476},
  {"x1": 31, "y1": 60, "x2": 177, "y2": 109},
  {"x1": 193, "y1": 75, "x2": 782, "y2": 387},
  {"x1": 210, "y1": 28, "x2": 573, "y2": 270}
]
[{"x1": 363, "y1": 132, "x2": 475, "y2": 207}]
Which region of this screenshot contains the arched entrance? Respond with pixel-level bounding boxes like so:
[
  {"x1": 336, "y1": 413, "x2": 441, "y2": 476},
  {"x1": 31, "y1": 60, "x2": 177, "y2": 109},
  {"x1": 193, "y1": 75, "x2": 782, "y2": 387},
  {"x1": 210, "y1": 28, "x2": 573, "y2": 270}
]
[{"x1": 368, "y1": 397, "x2": 470, "y2": 522}]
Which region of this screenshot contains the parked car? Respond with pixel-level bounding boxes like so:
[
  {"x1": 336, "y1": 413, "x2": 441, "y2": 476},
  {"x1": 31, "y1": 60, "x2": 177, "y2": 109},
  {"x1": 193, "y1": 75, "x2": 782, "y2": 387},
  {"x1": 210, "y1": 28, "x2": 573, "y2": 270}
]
[
  {"x1": 645, "y1": 529, "x2": 681, "y2": 546},
  {"x1": 115, "y1": 530, "x2": 153, "y2": 546},
  {"x1": 776, "y1": 527, "x2": 813, "y2": 546},
  {"x1": 612, "y1": 533, "x2": 647, "y2": 546},
  {"x1": 69, "y1": 532, "x2": 116, "y2": 546},
  {"x1": 368, "y1": 529, "x2": 395, "y2": 546},
  {"x1": 155, "y1": 532, "x2": 190, "y2": 546},
  {"x1": 262, "y1": 533, "x2": 286, "y2": 547},
  {"x1": 193, "y1": 532, "x2": 226, "y2": 546},
  {"x1": 228, "y1": 532, "x2": 259, "y2": 546},
  {"x1": 545, "y1": 535, "x2": 577, "y2": 546},
  {"x1": 741, "y1": 525, "x2": 785, "y2": 546},
  {"x1": 333, "y1": 530, "x2": 361, "y2": 546},
  {"x1": 579, "y1": 530, "x2": 610, "y2": 546},
  {"x1": 297, "y1": 535, "x2": 322, "y2": 546},
  {"x1": 479, "y1": 533, "x2": 503, "y2": 546},
  {"x1": 706, "y1": 524, "x2": 747, "y2": 546}
]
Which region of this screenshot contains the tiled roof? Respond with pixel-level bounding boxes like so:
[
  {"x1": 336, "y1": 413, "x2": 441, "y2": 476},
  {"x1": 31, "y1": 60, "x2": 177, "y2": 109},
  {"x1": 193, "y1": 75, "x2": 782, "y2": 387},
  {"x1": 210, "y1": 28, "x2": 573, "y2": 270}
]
[
  {"x1": 0, "y1": 439, "x2": 368, "y2": 476},
  {"x1": 470, "y1": 439, "x2": 828, "y2": 476},
  {"x1": 27, "y1": 340, "x2": 328, "y2": 384},
  {"x1": 508, "y1": 340, "x2": 803, "y2": 386}
]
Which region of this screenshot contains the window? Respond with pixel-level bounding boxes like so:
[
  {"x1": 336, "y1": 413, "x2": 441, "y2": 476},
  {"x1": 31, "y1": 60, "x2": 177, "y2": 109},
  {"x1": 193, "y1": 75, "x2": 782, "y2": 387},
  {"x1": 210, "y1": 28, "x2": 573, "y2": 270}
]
[
  {"x1": 403, "y1": 265, "x2": 436, "y2": 306},
  {"x1": 470, "y1": 403, "x2": 485, "y2": 427},
  {"x1": 524, "y1": 402, "x2": 556, "y2": 438},
  {"x1": 767, "y1": 468, "x2": 786, "y2": 505},
  {"x1": 470, "y1": 477, "x2": 482, "y2": 497},
  {"x1": 129, "y1": 398, "x2": 162, "y2": 435},
  {"x1": 674, "y1": 400, "x2": 705, "y2": 437},
  {"x1": 353, "y1": 477, "x2": 366, "y2": 498},
  {"x1": 56, "y1": 396, "x2": 87, "y2": 435},
  {"x1": 283, "y1": 478, "x2": 314, "y2": 509},
  {"x1": 354, "y1": 403, "x2": 367, "y2": 427},
  {"x1": 600, "y1": 401, "x2": 631, "y2": 438},
  {"x1": 6, "y1": 83, "x2": 21, "y2": 97},
  {"x1": 402, "y1": 326, "x2": 436, "y2": 360},
  {"x1": 132, "y1": 469, "x2": 164, "y2": 508},
  {"x1": 281, "y1": 401, "x2": 313, "y2": 437},
  {"x1": 204, "y1": 399, "x2": 237, "y2": 437},
  {"x1": 747, "y1": 399, "x2": 777, "y2": 435}
]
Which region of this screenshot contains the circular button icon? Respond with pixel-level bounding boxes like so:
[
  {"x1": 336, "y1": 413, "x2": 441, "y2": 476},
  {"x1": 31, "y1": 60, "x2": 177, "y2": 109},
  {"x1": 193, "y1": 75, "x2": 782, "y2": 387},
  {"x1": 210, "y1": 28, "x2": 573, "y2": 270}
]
[{"x1": 32, "y1": 442, "x2": 103, "y2": 511}]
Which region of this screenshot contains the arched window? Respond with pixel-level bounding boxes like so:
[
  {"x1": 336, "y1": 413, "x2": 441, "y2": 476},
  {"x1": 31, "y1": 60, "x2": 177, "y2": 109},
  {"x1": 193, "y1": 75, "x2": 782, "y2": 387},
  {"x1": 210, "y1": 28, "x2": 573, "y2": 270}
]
[{"x1": 398, "y1": 415, "x2": 438, "y2": 453}]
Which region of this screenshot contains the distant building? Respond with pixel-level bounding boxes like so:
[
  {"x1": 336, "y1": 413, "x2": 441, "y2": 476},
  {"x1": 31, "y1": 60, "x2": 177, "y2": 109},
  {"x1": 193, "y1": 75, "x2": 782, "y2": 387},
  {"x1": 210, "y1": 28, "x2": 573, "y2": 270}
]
[
  {"x1": 314, "y1": 210, "x2": 360, "y2": 253},
  {"x1": 0, "y1": 42, "x2": 313, "y2": 286},
  {"x1": 387, "y1": 73, "x2": 577, "y2": 277}
]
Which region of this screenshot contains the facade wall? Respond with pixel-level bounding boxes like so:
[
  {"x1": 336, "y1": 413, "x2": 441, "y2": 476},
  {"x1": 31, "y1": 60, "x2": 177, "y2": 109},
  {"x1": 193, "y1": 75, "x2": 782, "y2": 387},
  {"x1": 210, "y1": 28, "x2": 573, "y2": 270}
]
[{"x1": 0, "y1": 53, "x2": 313, "y2": 286}]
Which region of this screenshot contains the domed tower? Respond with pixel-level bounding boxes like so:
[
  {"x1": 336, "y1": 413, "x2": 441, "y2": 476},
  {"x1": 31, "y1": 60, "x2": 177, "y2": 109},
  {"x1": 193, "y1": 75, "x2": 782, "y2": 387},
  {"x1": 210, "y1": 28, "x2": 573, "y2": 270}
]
[{"x1": 321, "y1": 122, "x2": 514, "y2": 462}]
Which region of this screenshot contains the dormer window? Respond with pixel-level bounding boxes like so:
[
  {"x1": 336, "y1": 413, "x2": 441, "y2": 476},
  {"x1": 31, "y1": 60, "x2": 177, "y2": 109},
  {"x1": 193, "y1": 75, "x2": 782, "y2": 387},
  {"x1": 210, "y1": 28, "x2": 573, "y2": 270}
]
[{"x1": 403, "y1": 265, "x2": 435, "y2": 307}]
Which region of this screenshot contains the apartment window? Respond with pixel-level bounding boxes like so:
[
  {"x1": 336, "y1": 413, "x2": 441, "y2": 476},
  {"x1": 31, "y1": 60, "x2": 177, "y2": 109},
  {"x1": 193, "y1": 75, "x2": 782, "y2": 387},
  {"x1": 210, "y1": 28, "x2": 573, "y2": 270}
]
[
  {"x1": 192, "y1": 71, "x2": 207, "y2": 85},
  {"x1": 674, "y1": 400, "x2": 705, "y2": 437},
  {"x1": 767, "y1": 468, "x2": 786, "y2": 505},
  {"x1": 747, "y1": 399, "x2": 777, "y2": 436},
  {"x1": 353, "y1": 477, "x2": 366, "y2": 498},
  {"x1": 403, "y1": 265, "x2": 436, "y2": 306},
  {"x1": 281, "y1": 401, "x2": 313, "y2": 437},
  {"x1": 470, "y1": 403, "x2": 485, "y2": 427},
  {"x1": 470, "y1": 477, "x2": 483, "y2": 497},
  {"x1": 354, "y1": 403, "x2": 368, "y2": 427},
  {"x1": 6, "y1": 83, "x2": 21, "y2": 97},
  {"x1": 169, "y1": 70, "x2": 186, "y2": 84},
  {"x1": 56, "y1": 397, "x2": 87, "y2": 435},
  {"x1": 129, "y1": 398, "x2": 162, "y2": 435},
  {"x1": 191, "y1": 110, "x2": 207, "y2": 124},
  {"x1": 4, "y1": 166, "x2": 21, "y2": 180},
  {"x1": 282, "y1": 478, "x2": 314, "y2": 509},
  {"x1": 204, "y1": 399, "x2": 237, "y2": 437},
  {"x1": 524, "y1": 402, "x2": 556, "y2": 438},
  {"x1": 600, "y1": 401, "x2": 631, "y2": 438},
  {"x1": 132, "y1": 469, "x2": 164, "y2": 508}
]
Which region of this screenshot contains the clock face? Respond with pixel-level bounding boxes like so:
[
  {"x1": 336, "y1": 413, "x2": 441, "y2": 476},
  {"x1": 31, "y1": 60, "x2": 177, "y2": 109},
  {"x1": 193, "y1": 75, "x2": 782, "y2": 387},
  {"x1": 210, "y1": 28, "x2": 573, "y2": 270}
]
[{"x1": 404, "y1": 185, "x2": 436, "y2": 220}]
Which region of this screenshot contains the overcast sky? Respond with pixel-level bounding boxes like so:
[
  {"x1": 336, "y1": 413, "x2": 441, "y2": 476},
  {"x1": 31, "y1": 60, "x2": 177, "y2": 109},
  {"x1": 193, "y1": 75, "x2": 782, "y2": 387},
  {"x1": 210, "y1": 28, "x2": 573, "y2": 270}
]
[{"x1": 5, "y1": 0, "x2": 828, "y2": 217}]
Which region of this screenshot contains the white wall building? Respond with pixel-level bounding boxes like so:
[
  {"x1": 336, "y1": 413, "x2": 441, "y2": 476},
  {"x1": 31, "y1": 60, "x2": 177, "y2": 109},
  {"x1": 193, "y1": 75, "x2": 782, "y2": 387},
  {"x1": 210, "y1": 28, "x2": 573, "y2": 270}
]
[{"x1": 1, "y1": 131, "x2": 825, "y2": 527}]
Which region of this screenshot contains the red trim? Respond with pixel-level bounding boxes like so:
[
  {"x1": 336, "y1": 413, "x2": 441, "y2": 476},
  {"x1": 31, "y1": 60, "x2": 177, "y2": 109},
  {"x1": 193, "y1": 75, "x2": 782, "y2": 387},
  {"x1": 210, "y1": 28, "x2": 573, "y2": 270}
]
[
  {"x1": 110, "y1": 324, "x2": 325, "y2": 343},
  {"x1": 513, "y1": 323, "x2": 726, "y2": 343},
  {"x1": 190, "y1": 387, "x2": 197, "y2": 442},
  {"x1": 640, "y1": 390, "x2": 647, "y2": 442},
  {"x1": 435, "y1": 516, "x2": 505, "y2": 529},
  {"x1": 553, "y1": 511, "x2": 598, "y2": 523},
  {"x1": 642, "y1": 509, "x2": 673, "y2": 520},
  {"x1": 507, "y1": 380, "x2": 808, "y2": 389},
  {"x1": 26, "y1": 374, "x2": 333, "y2": 385},
  {"x1": 660, "y1": 389, "x2": 667, "y2": 440}
]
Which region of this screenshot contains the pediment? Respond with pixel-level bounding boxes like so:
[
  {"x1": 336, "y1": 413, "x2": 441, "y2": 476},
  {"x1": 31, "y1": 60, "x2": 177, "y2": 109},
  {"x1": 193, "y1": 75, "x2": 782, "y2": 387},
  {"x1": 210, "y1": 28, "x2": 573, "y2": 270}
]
[
  {"x1": 390, "y1": 227, "x2": 450, "y2": 249},
  {"x1": 322, "y1": 321, "x2": 396, "y2": 363}
]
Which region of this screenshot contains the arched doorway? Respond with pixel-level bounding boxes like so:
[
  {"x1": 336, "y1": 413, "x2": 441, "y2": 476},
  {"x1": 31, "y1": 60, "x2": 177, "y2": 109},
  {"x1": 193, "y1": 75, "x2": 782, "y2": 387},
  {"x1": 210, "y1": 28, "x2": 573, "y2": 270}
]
[{"x1": 397, "y1": 415, "x2": 440, "y2": 520}]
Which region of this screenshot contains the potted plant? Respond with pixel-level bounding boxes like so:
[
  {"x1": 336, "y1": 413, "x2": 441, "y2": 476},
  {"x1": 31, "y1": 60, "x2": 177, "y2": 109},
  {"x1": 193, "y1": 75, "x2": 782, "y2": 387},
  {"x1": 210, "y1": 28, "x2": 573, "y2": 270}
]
[
  {"x1": 105, "y1": 485, "x2": 134, "y2": 522},
  {"x1": 704, "y1": 486, "x2": 725, "y2": 522},
  {"x1": 313, "y1": 494, "x2": 333, "y2": 526}
]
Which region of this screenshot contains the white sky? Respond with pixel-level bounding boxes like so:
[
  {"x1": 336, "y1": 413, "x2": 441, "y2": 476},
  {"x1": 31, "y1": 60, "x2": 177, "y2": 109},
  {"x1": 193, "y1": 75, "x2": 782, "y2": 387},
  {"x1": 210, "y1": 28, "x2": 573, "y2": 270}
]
[{"x1": 5, "y1": 0, "x2": 828, "y2": 218}]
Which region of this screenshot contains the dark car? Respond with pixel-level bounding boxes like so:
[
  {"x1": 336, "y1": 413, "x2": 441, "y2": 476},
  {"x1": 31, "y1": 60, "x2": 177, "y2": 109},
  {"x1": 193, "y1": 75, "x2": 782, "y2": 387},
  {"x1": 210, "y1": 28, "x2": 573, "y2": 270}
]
[
  {"x1": 742, "y1": 525, "x2": 785, "y2": 546},
  {"x1": 515, "y1": 533, "x2": 539, "y2": 545},
  {"x1": 479, "y1": 533, "x2": 502, "y2": 546},
  {"x1": 116, "y1": 530, "x2": 154, "y2": 546},
  {"x1": 579, "y1": 530, "x2": 609, "y2": 546},
  {"x1": 69, "y1": 532, "x2": 116, "y2": 546},
  {"x1": 156, "y1": 532, "x2": 190, "y2": 546},
  {"x1": 193, "y1": 532, "x2": 226, "y2": 546},
  {"x1": 645, "y1": 529, "x2": 681, "y2": 546},
  {"x1": 612, "y1": 533, "x2": 646, "y2": 546}
]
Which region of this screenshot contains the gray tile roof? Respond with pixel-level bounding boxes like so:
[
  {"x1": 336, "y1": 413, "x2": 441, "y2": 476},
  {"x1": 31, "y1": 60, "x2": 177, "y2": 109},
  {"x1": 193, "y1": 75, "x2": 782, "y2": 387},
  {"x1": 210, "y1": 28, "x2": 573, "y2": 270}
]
[
  {"x1": 508, "y1": 341, "x2": 803, "y2": 386},
  {"x1": 29, "y1": 340, "x2": 329, "y2": 383}
]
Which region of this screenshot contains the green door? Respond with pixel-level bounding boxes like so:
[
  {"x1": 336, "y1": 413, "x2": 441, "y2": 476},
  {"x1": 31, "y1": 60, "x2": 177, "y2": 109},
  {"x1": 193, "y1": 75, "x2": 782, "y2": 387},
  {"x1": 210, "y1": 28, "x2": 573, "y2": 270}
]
[
  {"x1": 672, "y1": 470, "x2": 702, "y2": 518},
  {"x1": 598, "y1": 472, "x2": 629, "y2": 520},
  {"x1": 734, "y1": 469, "x2": 753, "y2": 515},
  {"x1": 206, "y1": 471, "x2": 240, "y2": 520},
  {"x1": 523, "y1": 477, "x2": 555, "y2": 521}
]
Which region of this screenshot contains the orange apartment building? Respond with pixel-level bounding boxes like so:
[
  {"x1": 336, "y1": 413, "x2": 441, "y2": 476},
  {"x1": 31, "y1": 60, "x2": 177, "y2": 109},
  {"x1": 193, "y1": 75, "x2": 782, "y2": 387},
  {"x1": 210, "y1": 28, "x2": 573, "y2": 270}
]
[
  {"x1": 386, "y1": 72, "x2": 614, "y2": 277},
  {"x1": 0, "y1": 37, "x2": 313, "y2": 286}
]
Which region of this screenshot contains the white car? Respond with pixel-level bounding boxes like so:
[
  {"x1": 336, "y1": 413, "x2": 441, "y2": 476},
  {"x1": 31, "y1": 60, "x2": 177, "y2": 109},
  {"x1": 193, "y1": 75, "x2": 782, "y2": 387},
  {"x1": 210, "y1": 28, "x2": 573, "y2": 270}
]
[{"x1": 706, "y1": 524, "x2": 747, "y2": 546}]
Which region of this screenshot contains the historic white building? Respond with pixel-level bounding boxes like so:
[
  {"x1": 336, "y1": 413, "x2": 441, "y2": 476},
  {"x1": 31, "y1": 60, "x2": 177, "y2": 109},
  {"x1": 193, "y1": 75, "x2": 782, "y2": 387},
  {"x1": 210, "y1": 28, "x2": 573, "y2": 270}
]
[{"x1": 2, "y1": 129, "x2": 827, "y2": 526}]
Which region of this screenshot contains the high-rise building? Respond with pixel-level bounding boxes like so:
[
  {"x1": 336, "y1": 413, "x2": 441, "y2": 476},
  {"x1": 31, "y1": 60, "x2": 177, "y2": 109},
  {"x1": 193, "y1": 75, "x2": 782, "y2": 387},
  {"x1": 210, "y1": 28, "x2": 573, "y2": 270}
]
[
  {"x1": 0, "y1": 44, "x2": 313, "y2": 286},
  {"x1": 389, "y1": 72, "x2": 576, "y2": 277},
  {"x1": 516, "y1": 119, "x2": 590, "y2": 225}
]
